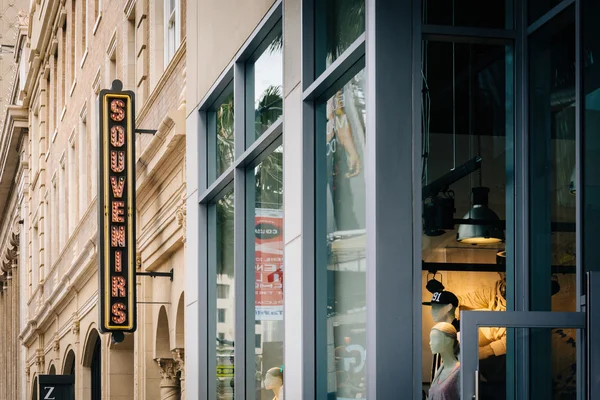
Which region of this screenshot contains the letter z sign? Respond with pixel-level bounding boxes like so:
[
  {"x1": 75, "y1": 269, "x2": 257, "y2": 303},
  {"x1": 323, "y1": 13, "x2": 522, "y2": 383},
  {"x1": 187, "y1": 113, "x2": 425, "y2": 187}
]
[
  {"x1": 38, "y1": 375, "x2": 75, "y2": 400},
  {"x1": 98, "y1": 80, "x2": 137, "y2": 333}
]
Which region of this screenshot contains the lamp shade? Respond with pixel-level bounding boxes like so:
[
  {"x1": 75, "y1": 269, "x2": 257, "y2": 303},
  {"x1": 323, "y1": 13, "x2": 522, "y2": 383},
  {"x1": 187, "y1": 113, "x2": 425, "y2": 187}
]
[{"x1": 457, "y1": 187, "x2": 504, "y2": 244}]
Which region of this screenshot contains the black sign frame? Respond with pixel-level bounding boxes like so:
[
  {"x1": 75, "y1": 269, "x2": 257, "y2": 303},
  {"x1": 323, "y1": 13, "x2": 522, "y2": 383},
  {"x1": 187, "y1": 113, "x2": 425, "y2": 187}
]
[
  {"x1": 98, "y1": 80, "x2": 137, "y2": 333},
  {"x1": 38, "y1": 375, "x2": 75, "y2": 400}
]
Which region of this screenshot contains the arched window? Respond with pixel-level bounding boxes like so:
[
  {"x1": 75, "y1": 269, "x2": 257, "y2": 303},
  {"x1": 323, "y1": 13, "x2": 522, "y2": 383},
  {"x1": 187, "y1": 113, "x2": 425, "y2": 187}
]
[{"x1": 63, "y1": 349, "x2": 76, "y2": 375}]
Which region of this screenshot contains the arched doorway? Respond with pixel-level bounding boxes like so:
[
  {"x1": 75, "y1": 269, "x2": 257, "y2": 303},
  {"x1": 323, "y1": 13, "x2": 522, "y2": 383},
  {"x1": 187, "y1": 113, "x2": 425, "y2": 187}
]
[
  {"x1": 48, "y1": 364, "x2": 56, "y2": 375},
  {"x1": 31, "y1": 375, "x2": 37, "y2": 400},
  {"x1": 82, "y1": 328, "x2": 101, "y2": 400},
  {"x1": 90, "y1": 336, "x2": 101, "y2": 400}
]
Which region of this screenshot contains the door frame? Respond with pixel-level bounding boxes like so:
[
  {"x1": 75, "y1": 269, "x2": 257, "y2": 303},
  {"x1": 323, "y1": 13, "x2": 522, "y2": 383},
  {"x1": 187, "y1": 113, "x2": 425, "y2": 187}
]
[{"x1": 460, "y1": 310, "x2": 586, "y2": 399}]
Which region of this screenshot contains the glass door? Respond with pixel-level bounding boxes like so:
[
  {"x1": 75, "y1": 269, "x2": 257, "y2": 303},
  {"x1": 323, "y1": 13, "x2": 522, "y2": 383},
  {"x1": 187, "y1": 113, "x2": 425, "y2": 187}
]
[{"x1": 459, "y1": 310, "x2": 585, "y2": 400}]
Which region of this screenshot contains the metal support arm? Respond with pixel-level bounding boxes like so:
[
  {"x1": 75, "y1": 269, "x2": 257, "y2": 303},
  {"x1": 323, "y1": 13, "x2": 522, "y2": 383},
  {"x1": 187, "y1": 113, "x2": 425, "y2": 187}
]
[{"x1": 136, "y1": 268, "x2": 173, "y2": 281}]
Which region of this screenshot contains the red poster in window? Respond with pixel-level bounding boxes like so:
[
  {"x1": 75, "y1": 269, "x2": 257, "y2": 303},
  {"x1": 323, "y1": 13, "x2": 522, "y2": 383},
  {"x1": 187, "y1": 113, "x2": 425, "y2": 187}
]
[{"x1": 255, "y1": 208, "x2": 283, "y2": 321}]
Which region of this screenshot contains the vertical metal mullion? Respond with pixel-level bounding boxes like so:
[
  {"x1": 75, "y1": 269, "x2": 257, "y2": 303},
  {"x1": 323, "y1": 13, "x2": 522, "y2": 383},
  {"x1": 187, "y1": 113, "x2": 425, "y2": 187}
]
[
  {"x1": 575, "y1": 0, "x2": 585, "y2": 398},
  {"x1": 515, "y1": 0, "x2": 529, "y2": 398},
  {"x1": 207, "y1": 203, "x2": 217, "y2": 400},
  {"x1": 517, "y1": 0, "x2": 531, "y2": 398},
  {"x1": 302, "y1": 99, "x2": 317, "y2": 400},
  {"x1": 199, "y1": 110, "x2": 210, "y2": 400},
  {"x1": 301, "y1": 0, "x2": 316, "y2": 397},
  {"x1": 412, "y1": 0, "x2": 423, "y2": 397},
  {"x1": 366, "y1": 0, "x2": 415, "y2": 398},
  {"x1": 233, "y1": 61, "x2": 248, "y2": 399},
  {"x1": 302, "y1": 0, "x2": 315, "y2": 89}
]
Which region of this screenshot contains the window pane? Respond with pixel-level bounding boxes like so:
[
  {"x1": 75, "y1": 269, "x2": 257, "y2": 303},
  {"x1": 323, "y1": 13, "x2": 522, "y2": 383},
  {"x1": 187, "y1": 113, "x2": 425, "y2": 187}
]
[
  {"x1": 420, "y1": 41, "x2": 512, "y2": 397},
  {"x1": 215, "y1": 190, "x2": 235, "y2": 399},
  {"x1": 423, "y1": 0, "x2": 511, "y2": 29},
  {"x1": 317, "y1": 70, "x2": 367, "y2": 399},
  {"x1": 251, "y1": 148, "x2": 284, "y2": 400},
  {"x1": 208, "y1": 88, "x2": 235, "y2": 182},
  {"x1": 315, "y1": 0, "x2": 365, "y2": 76},
  {"x1": 583, "y1": 0, "x2": 600, "y2": 280},
  {"x1": 528, "y1": 7, "x2": 576, "y2": 313},
  {"x1": 528, "y1": 0, "x2": 563, "y2": 25},
  {"x1": 247, "y1": 31, "x2": 283, "y2": 145}
]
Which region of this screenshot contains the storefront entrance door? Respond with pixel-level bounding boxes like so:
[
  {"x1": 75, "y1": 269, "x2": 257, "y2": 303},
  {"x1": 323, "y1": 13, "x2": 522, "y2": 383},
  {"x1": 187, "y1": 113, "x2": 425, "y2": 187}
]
[{"x1": 459, "y1": 310, "x2": 585, "y2": 400}]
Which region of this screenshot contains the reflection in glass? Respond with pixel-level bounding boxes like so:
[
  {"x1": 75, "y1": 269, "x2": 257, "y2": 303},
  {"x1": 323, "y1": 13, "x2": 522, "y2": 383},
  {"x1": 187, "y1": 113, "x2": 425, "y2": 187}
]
[
  {"x1": 315, "y1": 0, "x2": 365, "y2": 76},
  {"x1": 212, "y1": 91, "x2": 235, "y2": 179},
  {"x1": 528, "y1": 8, "x2": 577, "y2": 400},
  {"x1": 252, "y1": 149, "x2": 284, "y2": 400},
  {"x1": 582, "y1": 0, "x2": 600, "y2": 278},
  {"x1": 247, "y1": 34, "x2": 283, "y2": 144},
  {"x1": 420, "y1": 40, "x2": 511, "y2": 397},
  {"x1": 215, "y1": 191, "x2": 235, "y2": 399},
  {"x1": 317, "y1": 70, "x2": 366, "y2": 399},
  {"x1": 423, "y1": 0, "x2": 510, "y2": 29},
  {"x1": 475, "y1": 328, "x2": 578, "y2": 399},
  {"x1": 528, "y1": 7, "x2": 576, "y2": 313}
]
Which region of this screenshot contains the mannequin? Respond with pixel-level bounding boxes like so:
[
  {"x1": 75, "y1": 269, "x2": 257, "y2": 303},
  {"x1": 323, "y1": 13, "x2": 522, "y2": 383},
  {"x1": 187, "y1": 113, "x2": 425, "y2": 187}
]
[
  {"x1": 428, "y1": 322, "x2": 460, "y2": 400},
  {"x1": 423, "y1": 291, "x2": 460, "y2": 381},
  {"x1": 264, "y1": 367, "x2": 284, "y2": 400}
]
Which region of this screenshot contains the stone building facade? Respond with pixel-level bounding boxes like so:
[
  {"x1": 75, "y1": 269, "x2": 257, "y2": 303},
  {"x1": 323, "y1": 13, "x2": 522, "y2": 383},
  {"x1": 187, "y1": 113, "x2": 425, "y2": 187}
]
[{"x1": 5, "y1": 1, "x2": 188, "y2": 399}]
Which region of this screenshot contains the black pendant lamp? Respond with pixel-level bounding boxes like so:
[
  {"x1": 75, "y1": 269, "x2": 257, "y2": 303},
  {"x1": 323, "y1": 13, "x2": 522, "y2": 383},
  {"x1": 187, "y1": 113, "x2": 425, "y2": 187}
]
[{"x1": 457, "y1": 187, "x2": 504, "y2": 244}]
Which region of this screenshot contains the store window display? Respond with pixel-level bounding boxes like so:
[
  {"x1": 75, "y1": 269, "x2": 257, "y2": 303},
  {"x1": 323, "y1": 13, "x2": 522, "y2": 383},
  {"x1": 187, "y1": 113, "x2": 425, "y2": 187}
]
[
  {"x1": 428, "y1": 322, "x2": 460, "y2": 400},
  {"x1": 420, "y1": 38, "x2": 511, "y2": 397}
]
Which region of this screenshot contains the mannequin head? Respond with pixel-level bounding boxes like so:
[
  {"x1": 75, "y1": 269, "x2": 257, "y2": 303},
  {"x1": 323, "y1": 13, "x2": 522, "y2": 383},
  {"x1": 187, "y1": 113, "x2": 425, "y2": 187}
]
[
  {"x1": 423, "y1": 291, "x2": 459, "y2": 323},
  {"x1": 264, "y1": 367, "x2": 284, "y2": 391},
  {"x1": 429, "y1": 322, "x2": 459, "y2": 356}
]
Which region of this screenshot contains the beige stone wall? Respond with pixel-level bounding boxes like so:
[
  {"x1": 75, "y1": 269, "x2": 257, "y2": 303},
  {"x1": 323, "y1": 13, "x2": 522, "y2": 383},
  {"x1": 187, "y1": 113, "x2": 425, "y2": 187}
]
[{"x1": 17, "y1": 1, "x2": 188, "y2": 399}]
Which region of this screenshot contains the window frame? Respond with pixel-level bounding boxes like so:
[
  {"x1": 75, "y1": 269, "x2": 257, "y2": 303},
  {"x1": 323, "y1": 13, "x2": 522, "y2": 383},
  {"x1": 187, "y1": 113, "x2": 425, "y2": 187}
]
[
  {"x1": 164, "y1": 0, "x2": 181, "y2": 66},
  {"x1": 196, "y1": 2, "x2": 284, "y2": 399}
]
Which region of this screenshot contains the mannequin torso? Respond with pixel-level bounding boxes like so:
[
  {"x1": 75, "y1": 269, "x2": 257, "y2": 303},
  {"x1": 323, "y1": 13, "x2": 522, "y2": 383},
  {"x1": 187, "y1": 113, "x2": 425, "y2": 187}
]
[{"x1": 429, "y1": 323, "x2": 460, "y2": 400}]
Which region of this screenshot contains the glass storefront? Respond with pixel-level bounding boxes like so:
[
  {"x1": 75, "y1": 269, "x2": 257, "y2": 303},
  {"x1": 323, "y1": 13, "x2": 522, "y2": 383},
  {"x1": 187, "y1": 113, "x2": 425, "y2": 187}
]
[{"x1": 189, "y1": 0, "x2": 600, "y2": 398}]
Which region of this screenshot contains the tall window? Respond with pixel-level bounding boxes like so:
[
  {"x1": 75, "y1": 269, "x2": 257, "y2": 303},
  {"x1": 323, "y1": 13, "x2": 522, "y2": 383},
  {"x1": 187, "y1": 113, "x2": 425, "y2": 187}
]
[
  {"x1": 200, "y1": 11, "x2": 283, "y2": 399},
  {"x1": 68, "y1": 130, "x2": 78, "y2": 232},
  {"x1": 61, "y1": 21, "x2": 67, "y2": 113},
  {"x1": 70, "y1": 0, "x2": 76, "y2": 86},
  {"x1": 81, "y1": 0, "x2": 87, "y2": 57},
  {"x1": 309, "y1": 1, "x2": 367, "y2": 398},
  {"x1": 79, "y1": 108, "x2": 89, "y2": 213},
  {"x1": 164, "y1": 0, "x2": 180, "y2": 65}
]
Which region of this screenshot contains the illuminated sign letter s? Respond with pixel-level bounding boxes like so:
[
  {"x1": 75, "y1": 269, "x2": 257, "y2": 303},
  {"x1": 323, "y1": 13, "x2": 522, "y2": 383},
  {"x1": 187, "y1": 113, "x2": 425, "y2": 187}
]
[
  {"x1": 43, "y1": 386, "x2": 56, "y2": 400},
  {"x1": 110, "y1": 99, "x2": 126, "y2": 122}
]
